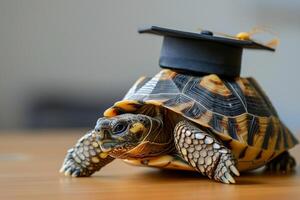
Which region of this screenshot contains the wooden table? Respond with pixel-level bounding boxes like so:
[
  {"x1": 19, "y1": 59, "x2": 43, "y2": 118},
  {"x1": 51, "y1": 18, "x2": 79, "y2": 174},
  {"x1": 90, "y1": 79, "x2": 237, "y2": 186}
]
[{"x1": 0, "y1": 130, "x2": 300, "y2": 200}]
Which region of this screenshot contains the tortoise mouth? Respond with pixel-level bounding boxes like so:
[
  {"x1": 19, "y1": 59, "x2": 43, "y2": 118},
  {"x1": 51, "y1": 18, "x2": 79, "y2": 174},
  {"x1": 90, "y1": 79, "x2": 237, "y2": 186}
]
[
  {"x1": 99, "y1": 140, "x2": 118, "y2": 152},
  {"x1": 100, "y1": 140, "x2": 132, "y2": 153},
  {"x1": 100, "y1": 140, "x2": 137, "y2": 158}
]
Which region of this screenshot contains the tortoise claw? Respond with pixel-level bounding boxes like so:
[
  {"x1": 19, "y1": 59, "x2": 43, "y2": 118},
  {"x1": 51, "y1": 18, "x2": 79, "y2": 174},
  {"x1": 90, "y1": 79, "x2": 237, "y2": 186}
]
[
  {"x1": 230, "y1": 165, "x2": 240, "y2": 176},
  {"x1": 225, "y1": 172, "x2": 236, "y2": 184},
  {"x1": 60, "y1": 148, "x2": 89, "y2": 177},
  {"x1": 214, "y1": 153, "x2": 239, "y2": 184},
  {"x1": 71, "y1": 170, "x2": 81, "y2": 177}
]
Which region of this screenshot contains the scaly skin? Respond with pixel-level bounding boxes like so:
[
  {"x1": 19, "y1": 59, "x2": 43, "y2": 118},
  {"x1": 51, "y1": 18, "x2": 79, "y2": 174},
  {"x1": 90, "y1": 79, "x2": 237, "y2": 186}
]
[
  {"x1": 265, "y1": 151, "x2": 296, "y2": 173},
  {"x1": 60, "y1": 130, "x2": 114, "y2": 177},
  {"x1": 60, "y1": 114, "x2": 240, "y2": 184},
  {"x1": 174, "y1": 121, "x2": 240, "y2": 184},
  {"x1": 60, "y1": 114, "x2": 155, "y2": 177}
]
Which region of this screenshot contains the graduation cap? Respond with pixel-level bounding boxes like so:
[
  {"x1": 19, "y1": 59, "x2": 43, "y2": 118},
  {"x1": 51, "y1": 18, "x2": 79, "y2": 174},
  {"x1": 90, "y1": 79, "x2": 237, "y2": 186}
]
[{"x1": 138, "y1": 26, "x2": 275, "y2": 77}]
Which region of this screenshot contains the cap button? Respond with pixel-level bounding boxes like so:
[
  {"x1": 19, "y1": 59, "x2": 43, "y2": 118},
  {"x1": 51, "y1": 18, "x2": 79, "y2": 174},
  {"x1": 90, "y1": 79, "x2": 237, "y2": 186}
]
[{"x1": 201, "y1": 30, "x2": 213, "y2": 36}]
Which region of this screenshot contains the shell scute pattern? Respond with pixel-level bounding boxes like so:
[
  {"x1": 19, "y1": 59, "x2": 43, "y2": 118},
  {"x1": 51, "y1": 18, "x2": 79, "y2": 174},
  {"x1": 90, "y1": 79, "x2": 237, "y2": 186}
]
[{"x1": 105, "y1": 70, "x2": 298, "y2": 155}]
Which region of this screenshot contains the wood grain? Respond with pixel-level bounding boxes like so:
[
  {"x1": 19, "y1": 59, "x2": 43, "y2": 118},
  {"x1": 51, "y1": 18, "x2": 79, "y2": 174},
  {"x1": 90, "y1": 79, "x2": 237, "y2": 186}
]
[{"x1": 0, "y1": 129, "x2": 299, "y2": 200}]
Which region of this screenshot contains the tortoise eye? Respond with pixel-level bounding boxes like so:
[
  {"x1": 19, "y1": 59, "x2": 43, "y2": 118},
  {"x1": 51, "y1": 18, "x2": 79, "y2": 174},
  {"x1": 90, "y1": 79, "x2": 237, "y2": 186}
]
[{"x1": 113, "y1": 123, "x2": 127, "y2": 134}]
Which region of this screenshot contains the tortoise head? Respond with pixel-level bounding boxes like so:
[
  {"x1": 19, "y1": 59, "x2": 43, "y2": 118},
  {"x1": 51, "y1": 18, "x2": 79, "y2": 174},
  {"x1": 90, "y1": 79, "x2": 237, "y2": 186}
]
[{"x1": 94, "y1": 114, "x2": 161, "y2": 158}]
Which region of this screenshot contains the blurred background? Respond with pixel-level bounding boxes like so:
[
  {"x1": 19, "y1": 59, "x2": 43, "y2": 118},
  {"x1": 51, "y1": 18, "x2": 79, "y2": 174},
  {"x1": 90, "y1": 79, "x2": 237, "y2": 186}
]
[{"x1": 0, "y1": 0, "x2": 299, "y2": 133}]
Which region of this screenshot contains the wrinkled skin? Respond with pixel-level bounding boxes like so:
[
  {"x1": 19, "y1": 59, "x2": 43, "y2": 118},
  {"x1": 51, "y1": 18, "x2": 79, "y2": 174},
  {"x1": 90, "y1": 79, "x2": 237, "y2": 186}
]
[
  {"x1": 60, "y1": 114, "x2": 162, "y2": 177},
  {"x1": 60, "y1": 113, "x2": 245, "y2": 184},
  {"x1": 94, "y1": 114, "x2": 154, "y2": 157}
]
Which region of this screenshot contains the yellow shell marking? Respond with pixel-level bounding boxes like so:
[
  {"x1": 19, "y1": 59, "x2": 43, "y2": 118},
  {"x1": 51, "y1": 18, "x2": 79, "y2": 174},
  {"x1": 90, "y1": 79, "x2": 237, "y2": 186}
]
[
  {"x1": 103, "y1": 107, "x2": 118, "y2": 117},
  {"x1": 130, "y1": 122, "x2": 145, "y2": 134},
  {"x1": 104, "y1": 100, "x2": 142, "y2": 117},
  {"x1": 148, "y1": 155, "x2": 173, "y2": 167},
  {"x1": 145, "y1": 100, "x2": 163, "y2": 106},
  {"x1": 115, "y1": 100, "x2": 141, "y2": 112},
  {"x1": 169, "y1": 100, "x2": 193, "y2": 113},
  {"x1": 200, "y1": 74, "x2": 232, "y2": 96},
  {"x1": 235, "y1": 78, "x2": 257, "y2": 97},
  {"x1": 159, "y1": 69, "x2": 177, "y2": 80},
  {"x1": 195, "y1": 110, "x2": 213, "y2": 126},
  {"x1": 234, "y1": 114, "x2": 249, "y2": 139}
]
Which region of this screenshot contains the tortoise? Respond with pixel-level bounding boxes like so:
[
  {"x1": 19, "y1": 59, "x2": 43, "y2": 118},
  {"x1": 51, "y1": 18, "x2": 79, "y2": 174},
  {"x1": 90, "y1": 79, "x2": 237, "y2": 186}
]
[{"x1": 60, "y1": 69, "x2": 298, "y2": 184}]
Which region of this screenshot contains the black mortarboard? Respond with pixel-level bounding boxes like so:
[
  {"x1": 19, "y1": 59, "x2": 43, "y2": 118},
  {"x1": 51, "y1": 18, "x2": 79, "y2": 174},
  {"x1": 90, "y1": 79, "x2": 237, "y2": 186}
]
[{"x1": 138, "y1": 26, "x2": 275, "y2": 77}]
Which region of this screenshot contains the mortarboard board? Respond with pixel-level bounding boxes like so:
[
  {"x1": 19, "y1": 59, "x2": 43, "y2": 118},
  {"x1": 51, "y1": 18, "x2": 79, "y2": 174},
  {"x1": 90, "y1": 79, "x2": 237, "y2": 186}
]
[{"x1": 138, "y1": 26, "x2": 275, "y2": 77}]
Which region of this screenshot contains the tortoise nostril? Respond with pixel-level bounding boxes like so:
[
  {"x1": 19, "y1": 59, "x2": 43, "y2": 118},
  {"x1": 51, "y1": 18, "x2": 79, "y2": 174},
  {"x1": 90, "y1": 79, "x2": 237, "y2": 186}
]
[
  {"x1": 96, "y1": 129, "x2": 112, "y2": 140},
  {"x1": 103, "y1": 130, "x2": 111, "y2": 139}
]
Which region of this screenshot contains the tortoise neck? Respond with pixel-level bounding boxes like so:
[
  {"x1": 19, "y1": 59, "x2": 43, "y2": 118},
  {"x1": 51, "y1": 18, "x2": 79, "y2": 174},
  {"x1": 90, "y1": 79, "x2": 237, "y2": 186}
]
[{"x1": 120, "y1": 114, "x2": 174, "y2": 159}]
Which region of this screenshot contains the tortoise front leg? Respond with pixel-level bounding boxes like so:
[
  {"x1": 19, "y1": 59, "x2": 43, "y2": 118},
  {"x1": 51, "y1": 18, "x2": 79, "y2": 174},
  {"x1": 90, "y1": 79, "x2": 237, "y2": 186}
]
[
  {"x1": 174, "y1": 121, "x2": 240, "y2": 184},
  {"x1": 60, "y1": 130, "x2": 114, "y2": 177}
]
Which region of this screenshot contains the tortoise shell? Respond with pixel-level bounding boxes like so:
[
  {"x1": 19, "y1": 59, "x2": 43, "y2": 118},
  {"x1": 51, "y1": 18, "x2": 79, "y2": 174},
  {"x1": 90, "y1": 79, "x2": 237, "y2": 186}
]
[{"x1": 104, "y1": 70, "x2": 298, "y2": 171}]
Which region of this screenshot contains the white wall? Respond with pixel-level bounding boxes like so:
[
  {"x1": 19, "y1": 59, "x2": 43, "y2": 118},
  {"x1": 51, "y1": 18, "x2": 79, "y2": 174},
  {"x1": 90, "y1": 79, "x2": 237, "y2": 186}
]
[{"x1": 0, "y1": 0, "x2": 299, "y2": 132}]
